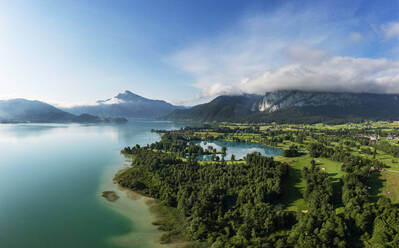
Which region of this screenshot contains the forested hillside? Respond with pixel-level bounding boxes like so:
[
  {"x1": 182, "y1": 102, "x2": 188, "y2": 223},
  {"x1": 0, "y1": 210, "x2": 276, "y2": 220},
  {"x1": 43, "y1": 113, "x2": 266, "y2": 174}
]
[{"x1": 167, "y1": 91, "x2": 399, "y2": 123}]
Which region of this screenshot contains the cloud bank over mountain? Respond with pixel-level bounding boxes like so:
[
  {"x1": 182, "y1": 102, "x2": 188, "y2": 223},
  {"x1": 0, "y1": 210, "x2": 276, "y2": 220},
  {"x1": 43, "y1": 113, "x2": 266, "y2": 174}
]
[
  {"x1": 169, "y1": 4, "x2": 399, "y2": 100},
  {"x1": 240, "y1": 51, "x2": 399, "y2": 94}
]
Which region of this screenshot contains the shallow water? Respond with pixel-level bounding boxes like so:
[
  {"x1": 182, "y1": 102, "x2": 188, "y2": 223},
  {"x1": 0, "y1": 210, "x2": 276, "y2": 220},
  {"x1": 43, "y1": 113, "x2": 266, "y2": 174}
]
[
  {"x1": 195, "y1": 140, "x2": 282, "y2": 160},
  {"x1": 0, "y1": 120, "x2": 185, "y2": 248}
]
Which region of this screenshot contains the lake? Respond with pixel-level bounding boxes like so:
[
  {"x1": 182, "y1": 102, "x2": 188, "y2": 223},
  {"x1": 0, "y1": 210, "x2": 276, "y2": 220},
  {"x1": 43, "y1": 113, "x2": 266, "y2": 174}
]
[
  {"x1": 0, "y1": 120, "x2": 186, "y2": 248},
  {"x1": 195, "y1": 140, "x2": 282, "y2": 160}
]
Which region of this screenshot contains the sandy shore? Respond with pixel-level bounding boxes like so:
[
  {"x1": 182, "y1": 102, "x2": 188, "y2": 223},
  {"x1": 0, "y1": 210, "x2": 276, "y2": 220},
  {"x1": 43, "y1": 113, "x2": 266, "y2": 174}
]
[
  {"x1": 111, "y1": 167, "x2": 191, "y2": 248},
  {"x1": 98, "y1": 164, "x2": 167, "y2": 248}
]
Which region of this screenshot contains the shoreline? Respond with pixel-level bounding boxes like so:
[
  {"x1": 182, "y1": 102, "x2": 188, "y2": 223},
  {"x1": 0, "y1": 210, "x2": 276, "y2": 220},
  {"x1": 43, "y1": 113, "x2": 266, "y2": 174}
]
[
  {"x1": 99, "y1": 162, "x2": 167, "y2": 248},
  {"x1": 112, "y1": 169, "x2": 191, "y2": 248}
]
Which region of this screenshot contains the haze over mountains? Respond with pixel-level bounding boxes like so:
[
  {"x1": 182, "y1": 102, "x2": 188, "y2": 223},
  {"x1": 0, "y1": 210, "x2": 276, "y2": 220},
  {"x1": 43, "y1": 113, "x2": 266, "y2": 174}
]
[
  {"x1": 0, "y1": 90, "x2": 182, "y2": 123},
  {"x1": 0, "y1": 99, "x2": 126, "y2": 123},
  {"x1": 167, "y1": 90, "x2": 399, "y2": 123},
  {"x1": 4, "y1": 89, "x2": 399, "y2": 124},
  {"x1": 64, "y1": 90, "x2": 184, "y2": 119}
]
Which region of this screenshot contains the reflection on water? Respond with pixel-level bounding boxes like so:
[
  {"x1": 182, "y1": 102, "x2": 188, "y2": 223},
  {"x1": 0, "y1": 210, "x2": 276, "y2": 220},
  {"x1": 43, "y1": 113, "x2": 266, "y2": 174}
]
[
  {"x1": 0, "y1": 123, "x2": 69, "y2": 141},
  {"x1": 0, "y1": 120, "x2": 186, "y2": 248},
  {"x1": 195, "y1": 140, "x2": 282, "y2": 161},
  {"x1": 111, "y1": 120, "x2": 185, "y2": 145}
]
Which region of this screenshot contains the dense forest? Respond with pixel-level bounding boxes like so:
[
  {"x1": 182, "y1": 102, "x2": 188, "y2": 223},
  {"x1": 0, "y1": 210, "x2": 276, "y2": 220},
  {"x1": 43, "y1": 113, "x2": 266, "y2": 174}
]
[{"x1": 116, "y1": 124, "x2": 399, "y2": 247}]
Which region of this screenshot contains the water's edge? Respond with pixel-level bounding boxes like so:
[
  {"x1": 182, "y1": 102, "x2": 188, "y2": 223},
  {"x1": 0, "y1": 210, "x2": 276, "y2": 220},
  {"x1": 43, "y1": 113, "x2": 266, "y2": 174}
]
[{"x1": 98, "y1": 161, "x2": 166, "y2": 248}]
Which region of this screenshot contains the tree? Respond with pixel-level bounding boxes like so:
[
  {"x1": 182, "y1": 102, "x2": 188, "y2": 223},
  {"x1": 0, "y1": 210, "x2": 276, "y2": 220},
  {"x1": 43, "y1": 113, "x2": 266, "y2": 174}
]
[
  {"x1": 311, "y1": 159, "x2": 316, "y2": 167},
  {"x1": 283, "y1": 145, "x2": 302, "y2": 157}
]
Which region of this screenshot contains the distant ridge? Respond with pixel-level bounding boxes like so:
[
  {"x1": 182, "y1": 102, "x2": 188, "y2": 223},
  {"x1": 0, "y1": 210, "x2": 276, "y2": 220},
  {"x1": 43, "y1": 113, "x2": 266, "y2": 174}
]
[
  {"x1": 64, "y1": 90, "x2": 184, "y2": 119},
  {"x1": 166, "y1": 90, "x2": 399, "y2": 123},
  {"x1": 0, "y1": 98, "x2": 126, "y2": 123}
]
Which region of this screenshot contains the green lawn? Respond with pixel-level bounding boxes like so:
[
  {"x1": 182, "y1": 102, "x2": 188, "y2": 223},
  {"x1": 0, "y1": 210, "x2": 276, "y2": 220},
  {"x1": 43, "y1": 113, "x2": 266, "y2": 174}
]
[
  {"x1": 351, "y1": 146, "x2": 399, "y2": 170},
  {"x1": 375, "y1": 171, "x2": 399, "y2": 204},
  {"x1": 274, "y1": 154, "x2": 343, "y2": 212}
]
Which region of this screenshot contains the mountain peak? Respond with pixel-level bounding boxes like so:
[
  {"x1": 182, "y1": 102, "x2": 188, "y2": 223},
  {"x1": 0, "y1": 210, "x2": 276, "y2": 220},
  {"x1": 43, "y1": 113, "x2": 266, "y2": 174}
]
[
  {"x1": 115, "y1": 90, "x2": 145, "y2": 102},
  {"x1": 65, "y1": 90, "x2": 182, "y2": 119},
  {"x1": 123, "y1": 90, "x2": 135, "y2": 95}
]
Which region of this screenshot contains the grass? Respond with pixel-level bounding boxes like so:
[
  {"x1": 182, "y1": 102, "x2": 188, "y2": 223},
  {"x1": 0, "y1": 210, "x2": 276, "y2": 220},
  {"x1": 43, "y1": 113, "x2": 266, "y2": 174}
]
[
  {"x1": 378, "y1": 171, "x2": 399, "y2": 204},
  {"x1": 148, "y1": 199, "x2": 210, "y2": 248},
  {"x1": 274, "y1": 154, "x2": 343, "y2": 212},
  {"x1": 147, "y1": 199, "x2": 190, "y2": 245},
  {"x1": 350, "y1": 146, "x2": 399, "y2": 170},
  {"x1": 178, "y1": 121, "x2": 399, "y2": 210}
]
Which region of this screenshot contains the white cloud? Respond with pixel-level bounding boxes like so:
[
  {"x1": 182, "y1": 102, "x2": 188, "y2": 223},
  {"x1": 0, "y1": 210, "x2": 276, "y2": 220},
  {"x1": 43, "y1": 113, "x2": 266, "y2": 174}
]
[
  {"x1": 381, "y1": 22, "x2": 399, "y2": 40},
  {"x1": 169, "y1": 6, "x2": 341, "y2": 97},
  {"x1": 240, "y1": 55, "x2": 399, "y2": 94},
  {"x1": 169, "y1": 8, "x2": 399, "y2": 98},
  {"x1": 97, "y1": 97, "x2": 126, "y2": 105},
  {"x1": 283, "y1": 45, "x2": 328, "y2": 65},
  {"x1": 348, "y1": 32, "x2": 363, "y2": 42}
]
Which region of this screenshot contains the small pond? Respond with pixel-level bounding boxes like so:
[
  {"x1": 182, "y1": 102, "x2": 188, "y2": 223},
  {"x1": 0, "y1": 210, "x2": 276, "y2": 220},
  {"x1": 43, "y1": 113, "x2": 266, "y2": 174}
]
[{"x1": 195, "y1": 140, "x2": 282, "y2": 161}]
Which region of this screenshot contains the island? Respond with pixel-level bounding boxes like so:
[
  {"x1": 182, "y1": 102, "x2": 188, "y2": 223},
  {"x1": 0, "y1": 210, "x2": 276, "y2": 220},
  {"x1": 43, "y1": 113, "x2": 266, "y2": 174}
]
[{"x1": 102, "y1": 191, "x2": 119, "y2": 202}]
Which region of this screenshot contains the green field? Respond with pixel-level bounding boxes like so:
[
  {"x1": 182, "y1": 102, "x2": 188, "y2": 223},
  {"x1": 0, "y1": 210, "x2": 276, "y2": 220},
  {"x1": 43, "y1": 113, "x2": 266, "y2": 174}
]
[{"x1": 275, "y1": 155, "x2": 344, "y2": 211}]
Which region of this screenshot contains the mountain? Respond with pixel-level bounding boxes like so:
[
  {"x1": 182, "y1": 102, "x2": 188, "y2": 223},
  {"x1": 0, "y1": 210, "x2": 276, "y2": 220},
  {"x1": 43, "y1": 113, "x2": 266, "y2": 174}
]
[
  {"x1": 167, "y1": 94, "x2": 259, "y2": 122},
  {"x1": 167, "y1": 90, "x2": 399, "y2": 123},
  {"x1": 0, "y1": 99, "x2": 127, "y2": 123},
  {"x1": 64, "y1": 90, "x2": 183, "y2": 119}
]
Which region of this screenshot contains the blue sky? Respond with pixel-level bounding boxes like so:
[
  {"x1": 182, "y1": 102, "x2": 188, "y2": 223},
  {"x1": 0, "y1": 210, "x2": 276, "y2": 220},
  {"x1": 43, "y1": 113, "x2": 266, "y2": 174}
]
[{"x1": 0, "y1": 0, "x2": 398, "y2": 106}]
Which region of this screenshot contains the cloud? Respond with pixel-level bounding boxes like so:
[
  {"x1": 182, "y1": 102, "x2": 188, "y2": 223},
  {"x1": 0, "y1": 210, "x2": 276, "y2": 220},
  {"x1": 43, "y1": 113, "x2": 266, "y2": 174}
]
[
  {"x1": 240, "y1": 54, "x2": 399, "y2": 94},
  {"x1": 169, "y1": 5, "x2": 342, "y2": 97},
  {"x1": 348, "y1": 32, "x2": 363, "y2": 42},
  {"x1": 381, "y1": 22, "x2": 399, "y2": 40},
  {"x1": 169, "y1": 6, "x2": 399, "y2": 98},
  {"x1": 283, "y1": 45, "x2": 328, "y2": 65},
  {"x1": 96, "y1": 97, "x2": 126, "y2": 105}
]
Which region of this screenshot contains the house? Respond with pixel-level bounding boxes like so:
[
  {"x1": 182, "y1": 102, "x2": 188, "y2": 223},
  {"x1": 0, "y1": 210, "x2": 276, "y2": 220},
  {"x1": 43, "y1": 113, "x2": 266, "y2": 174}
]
[{"x1": 369, "y1": 134, "x2": 380, "y2": 144}]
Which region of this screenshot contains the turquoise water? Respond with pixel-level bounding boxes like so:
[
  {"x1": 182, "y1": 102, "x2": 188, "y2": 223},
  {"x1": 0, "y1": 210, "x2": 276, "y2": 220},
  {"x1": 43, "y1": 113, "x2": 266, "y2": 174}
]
[
  {"x1": 0, "y1": 121, "x2": 186, "y2": 248},
  {"x1": 195, "y1": 140, "x2": 282, "y2": 160}
]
